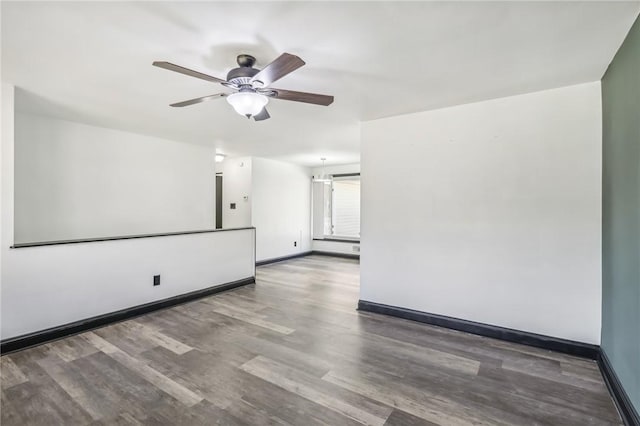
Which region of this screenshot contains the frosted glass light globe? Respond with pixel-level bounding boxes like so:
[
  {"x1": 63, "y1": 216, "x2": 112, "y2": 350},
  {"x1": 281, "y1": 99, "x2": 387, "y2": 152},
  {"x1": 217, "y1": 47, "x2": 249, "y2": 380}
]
[{"x1": 226, "y1": 92, "x2": 269, "y2": 117}]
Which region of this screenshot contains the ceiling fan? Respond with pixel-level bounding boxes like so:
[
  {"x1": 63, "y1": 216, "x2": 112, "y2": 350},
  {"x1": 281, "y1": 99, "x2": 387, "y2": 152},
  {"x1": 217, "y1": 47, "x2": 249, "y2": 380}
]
[{"x1": 152, "y1": 53, "x2": 334, "y2": 121}]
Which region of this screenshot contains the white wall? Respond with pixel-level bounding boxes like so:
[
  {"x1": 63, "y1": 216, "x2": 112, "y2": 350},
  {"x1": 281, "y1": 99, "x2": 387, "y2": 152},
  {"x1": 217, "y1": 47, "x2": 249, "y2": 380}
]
[
  {"x1": 218, "y1": 155, "x2": 312, "y2": 262},
  {"x1": 2, "y1": 230, "x2": 255, "y2": 339},
  {"x1": 221, "y1": 156, "x2": 252, "y2": 229},
  {"x1": 251, "y1": 157, "x2": 311, "y2": 262},
  {"x1": 2, "y1": 84, "x2": 255, "y2": 340},
  {"x1": 313, "y1": 239, "x2": 360, "y2": 256},
  {"x1": 361, "y1": 82, "x2": 602, "y2": 344},
  {"x1": 1, "y1": 84, "x2": 14, "y2": 321},
  {"x1": 14, "y1": 112, "x2": 216, "y2": 243}
]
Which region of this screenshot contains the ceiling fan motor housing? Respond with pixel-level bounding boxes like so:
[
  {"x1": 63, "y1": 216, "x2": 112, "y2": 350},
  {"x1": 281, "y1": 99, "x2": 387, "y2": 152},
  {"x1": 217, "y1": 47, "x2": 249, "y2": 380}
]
[{"x1": 227, "y1": 54, "x2": 261, "y2": 87}]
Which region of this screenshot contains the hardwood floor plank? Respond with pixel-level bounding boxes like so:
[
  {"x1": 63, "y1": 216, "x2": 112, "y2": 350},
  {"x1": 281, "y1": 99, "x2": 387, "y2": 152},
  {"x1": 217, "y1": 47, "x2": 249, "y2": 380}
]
[
  {"x1": 502, "y1": 356, "x2": 607, "y2": 393},
  {"x1": 240, "y1": 355, "x2": 392, "y2": 426},
  {"x1": 384, "y1": 409, "x2": 440, "y2": 426},
  {"x1": 322, "y1": 369, "x2": 490, "y2": 426},
  {"x1": 397, "y1": 358, "x2": 615, "y2": 425},
  {"x1": 128, "y1": 321, "x2": 194, "y2": 355},
  {"x1": 208, "y1": 304, "x2": 295, "y2": 335},
  {"x1": 203, "y1": 297, "x2": 270, "y2": 319},
  {"x1": 1, "y1": 389, "x2": 27, "y2": 425},
  {"x1": 0, "y1": 356, "x2": 28, "y2": 388},
  {"x1": 63, "y1": 352, "x2": 164, "y2": 422},
  {"x1": 35, "y1": 354, "x2": 105, "y2": 421},
  {"x1": 4, "y1": 361, "x2": 93, "y2": 425},
  {"x1": 83, "y1": 332, "x2": 204, "y2": 407},
  {"x1": 477, "y1": 362, "x2": 621, "y2": 424},
  {"x1": 560, "y1": 360, "x2": 606, "y2": 383},
  {"x1": 223, "y1": 397, "x2": 292, "y2": 426},
  {"x1": 88, "y1": 412, "x2": 143, "y2": 426},
  {"x1": 2, "y1": 381, "x2": 82, "y2": 426},
  {"x1": 197, "y1": 331, "x2": 333, "y2": 378},
  {"x1": 46, "y1": 334, "x2": 100, "y2": 362},
  {"x1": 238, "y1": 380, "x2": 364, "y2": 426},
  {"x1": 145, "y1": 399, "x2": 246, "y2": 426}
]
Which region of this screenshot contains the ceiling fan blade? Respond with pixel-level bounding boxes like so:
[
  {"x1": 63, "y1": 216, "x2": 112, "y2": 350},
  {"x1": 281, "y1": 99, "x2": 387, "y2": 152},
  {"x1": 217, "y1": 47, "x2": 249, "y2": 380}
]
[
  {"x1": 268, "y1": 88, "x2": 334, "y2": 106},
  {"x1": 253, "y1": 108, "x2": 270, "y2": 121},
  {"x1": 251, "y1": 53, "x2": 305, "y2": 87},
  {"x1": 170, "y1": 93, "x2": 227, "y2": 107},
  {"x1": 153, "y1": 61, "x2": 226, "y2": 84}
]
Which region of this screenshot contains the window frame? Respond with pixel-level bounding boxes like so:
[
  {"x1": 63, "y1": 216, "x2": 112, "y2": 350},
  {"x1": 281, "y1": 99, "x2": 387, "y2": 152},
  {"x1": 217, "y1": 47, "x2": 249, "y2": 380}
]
[{"x1": 324, "y1": 173, "x2": 360, "y2": 241}]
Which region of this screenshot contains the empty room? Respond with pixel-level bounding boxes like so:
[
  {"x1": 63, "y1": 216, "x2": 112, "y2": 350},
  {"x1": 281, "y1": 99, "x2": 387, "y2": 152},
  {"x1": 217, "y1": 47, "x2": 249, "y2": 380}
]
[{"x1": 1, "y1": 1, "x2": 639, "y2": 425}]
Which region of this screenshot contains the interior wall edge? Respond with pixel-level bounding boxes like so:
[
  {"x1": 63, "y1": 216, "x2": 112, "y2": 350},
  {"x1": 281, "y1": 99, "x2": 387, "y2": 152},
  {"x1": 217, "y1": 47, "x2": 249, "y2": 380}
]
[
  {"x1": 601, "y1": 11, "x2": 640, "y2": 417},
  {"x1": 599, "y1": 349, "x2": 640, "y2": 426}
]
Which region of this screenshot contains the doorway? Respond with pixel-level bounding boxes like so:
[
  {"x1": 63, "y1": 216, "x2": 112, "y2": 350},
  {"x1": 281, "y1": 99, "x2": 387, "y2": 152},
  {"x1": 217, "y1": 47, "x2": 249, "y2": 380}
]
[{"x1": 216, "y1": 174, "x2": 223, "y2": 229}]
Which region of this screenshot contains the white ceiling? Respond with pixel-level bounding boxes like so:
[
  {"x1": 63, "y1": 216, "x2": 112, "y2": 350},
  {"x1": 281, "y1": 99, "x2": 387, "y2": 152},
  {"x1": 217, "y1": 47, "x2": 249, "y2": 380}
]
[{"x1": 2, "y1": 1, "x2": 639, "y2": 166}]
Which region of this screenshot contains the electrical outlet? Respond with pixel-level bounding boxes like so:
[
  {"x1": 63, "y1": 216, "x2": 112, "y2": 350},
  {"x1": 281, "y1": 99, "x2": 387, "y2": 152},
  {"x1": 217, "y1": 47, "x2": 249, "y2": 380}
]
[
  {"x1": 294, "y1": 241, "x2": 297, "y2": 247},
  {"x1": 153, "y1": 275, "x2": 160, "y2": 286}
]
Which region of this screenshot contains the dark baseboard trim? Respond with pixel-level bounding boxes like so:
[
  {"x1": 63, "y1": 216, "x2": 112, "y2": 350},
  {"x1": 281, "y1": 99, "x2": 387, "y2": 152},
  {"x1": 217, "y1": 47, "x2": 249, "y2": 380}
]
[
  {"x1": 256, "y1": 251, "x2": 313, "y2": 266},
  {"x1": 256, "y1": 251, "x2": 360, "y2": 266},
  {"x1": 1, "y1": 276, "x2": 255, "y2": 355},
  {"x1": 598, "y1": 349, "x2": 640, "y2": 426},
  {"x1": 312, "y1": 250, "x2": 360, "y2": 260},
  {"x1": 357, "y1": 300, "x2": 599, "y2": 360}
]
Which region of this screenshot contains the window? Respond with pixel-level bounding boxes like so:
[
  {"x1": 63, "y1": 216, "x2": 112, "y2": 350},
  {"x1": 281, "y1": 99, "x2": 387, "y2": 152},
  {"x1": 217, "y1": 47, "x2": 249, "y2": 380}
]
[{"x1": 324, "y1": 175, "x2": 360, "y2": 239}]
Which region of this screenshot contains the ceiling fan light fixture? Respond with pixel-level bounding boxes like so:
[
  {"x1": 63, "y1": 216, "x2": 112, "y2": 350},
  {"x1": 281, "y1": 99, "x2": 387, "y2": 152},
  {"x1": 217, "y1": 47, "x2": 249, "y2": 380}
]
[
  {"x1": 313, "y1": 158, "x2": 332, "y2": 184},
  {"x1": 153, "y1": 53, "x2": 333, "y2": 120},
  {"x1": 226, "y1": 92, "x2": 268, "y2": 117}
]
